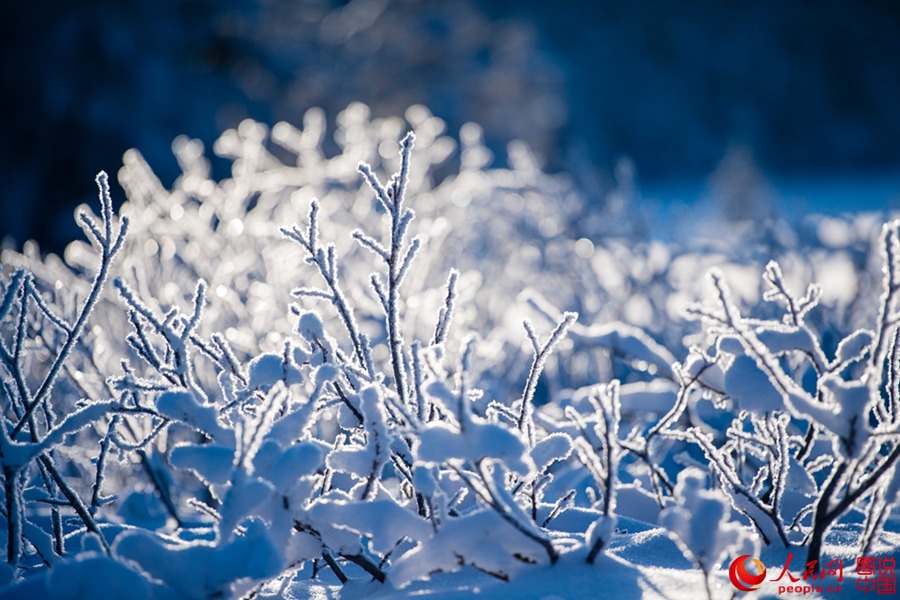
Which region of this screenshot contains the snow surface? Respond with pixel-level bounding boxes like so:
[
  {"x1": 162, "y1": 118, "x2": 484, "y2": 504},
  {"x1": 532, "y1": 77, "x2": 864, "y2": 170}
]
[{"x1": 262, "y1": 519, "x2": 898, "y2": 600}]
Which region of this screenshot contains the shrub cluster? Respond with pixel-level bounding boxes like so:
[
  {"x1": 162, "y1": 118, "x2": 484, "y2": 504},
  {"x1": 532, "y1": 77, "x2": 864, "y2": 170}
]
[{"x1": 0, "y1": 106, "x2": 897, "y2": 598}]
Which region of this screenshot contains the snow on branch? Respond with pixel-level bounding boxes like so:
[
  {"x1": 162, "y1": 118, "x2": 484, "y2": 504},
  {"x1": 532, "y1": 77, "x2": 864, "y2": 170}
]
[{"x1": 517, "y1": 311, "x2": 577, "y2": 445}]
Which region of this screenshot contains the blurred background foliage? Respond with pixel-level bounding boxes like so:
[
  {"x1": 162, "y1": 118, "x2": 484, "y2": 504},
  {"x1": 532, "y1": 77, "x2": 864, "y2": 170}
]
[{"x1": 1, "y1": 0, "x2": 899, "y2": 252}]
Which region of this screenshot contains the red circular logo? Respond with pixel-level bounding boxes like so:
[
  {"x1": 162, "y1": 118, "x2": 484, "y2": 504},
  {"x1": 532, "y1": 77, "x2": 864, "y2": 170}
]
[{"x1": 729, "y1": 555, "x2": 767, "y2": 592}]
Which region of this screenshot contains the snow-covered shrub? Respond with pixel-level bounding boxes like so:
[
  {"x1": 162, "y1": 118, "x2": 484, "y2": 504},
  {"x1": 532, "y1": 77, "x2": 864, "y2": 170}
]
[
  {"x1": 2, "y1": 106, "x2": 899, "y2": 597},
  {"x1": 0, "y1": 173, "x2": 129, "y2": 586},
  {"x1": 676, "y1": 237, "x2": 900, "y2": 566},
  {"x1": 0, "y1": 124, "x2": 622, "y2": 597}
]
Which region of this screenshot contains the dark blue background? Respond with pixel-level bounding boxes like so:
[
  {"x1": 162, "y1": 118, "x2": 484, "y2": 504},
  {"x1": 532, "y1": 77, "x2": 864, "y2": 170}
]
[{"x1": 2, "y1": 0, "x2": 899, "y2": 252}]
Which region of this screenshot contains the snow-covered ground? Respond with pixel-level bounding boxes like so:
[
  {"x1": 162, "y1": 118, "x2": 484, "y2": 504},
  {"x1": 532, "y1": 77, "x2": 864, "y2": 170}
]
[{"x1": 272, "y1": 519, "x2": 899, "y2": 599}]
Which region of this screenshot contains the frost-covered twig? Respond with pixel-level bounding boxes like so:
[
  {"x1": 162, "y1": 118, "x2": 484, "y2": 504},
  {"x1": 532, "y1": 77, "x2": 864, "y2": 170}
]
[
  {"x1": 761, "y1": 261, "x2": 828, "y2": 374},
  {"x1": 689, "y1": 428, "x2": 788, "y2": 547},
  {"x1": 114, "y1": 278, "x2": 209, "y2": 395},
  {"x1": 283, "y1": 200, "x2": 366, "y2": 366},
  {"x1": 870, "y1": 222, "x2": 900, "y2": 398},
  {"x1": 517, "y1": 312, "x2": 577, "y2": 445},
  {"x1": 863, "y1": 221, "x2": 900, "y2": 432},
  {"x1": 11, "y1": 173, "x2": 128, "y2": 437},
  {"x1": 450, "y1": 461, "x2": 559, "y2": 565},
  {"x1": 357, "y1": 132, "x2": 418, "y2": 407},
  {"x1": 411, "y1": 342, "x2": 427, "y2": 422},
  {"x1": 431, "y1": 269, "x2": 460, "y2": 347},
  {"x1": 806, "y1": 440, "x2": 900, "y2": 564},
  {"x1": 585, "y1": 382, "x2": 620, "y2": 564},
  {"x1": 0, "y1": 174, "x2": 127, "y2": 567},
  {"x1": 593, "y1": 383, "x2": 620, "y2": 520},
  {"x1": 89, "y1": 416, "x2": 117, "y2": 516},
  {"x1": 1, "y1": 459, "x2": 22, "y2": 566}
]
